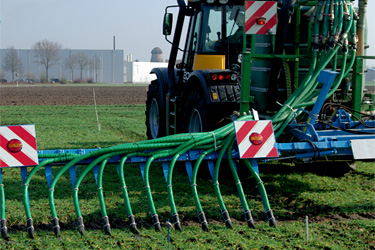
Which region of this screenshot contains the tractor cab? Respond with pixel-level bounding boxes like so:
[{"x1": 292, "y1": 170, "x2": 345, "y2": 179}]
[{"x1": 176, "y1": 1, "x2": 245, "y2": 72}]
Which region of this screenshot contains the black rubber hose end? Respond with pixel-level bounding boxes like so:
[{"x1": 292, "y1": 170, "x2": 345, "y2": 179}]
[
  {"x1": 266, "y1": 209, "x2": 277, "y2": 227},
  {"x1": 172, "y1": 213, "x2": 182, "y2": 231},
  {"x1": 26, "y1": 218, "x2": 34, "y2": 239},
  {"x1": 128, "y1": 215, "x2": 139, "y2": 234},
  {"x1": 102, "y1": 216, "x2": 111, "y2": 235},
  {"x1": 77, "y1": 216, "x2": 85, "y2": 236},
  {"x1": 244, "y1": 210, "x2": 256, "y2": 229},
  {"x1": 52, "y1": 217, "x2": 61, "y2": 237},
  {"x1": 1, "y1": 219, "x2": 8, "y2": 239},
  {"x1": 221, "y1": 210, "x2": 232, "y2": 229},
  {"x1": 152, "y1": 214, "x2": 161, "y2": 232},
  {"x1": 198, "y1": 212, "x2": 209, "y2": 232}
]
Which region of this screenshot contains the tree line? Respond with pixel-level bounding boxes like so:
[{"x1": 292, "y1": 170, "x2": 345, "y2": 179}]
[{"x1": 1, "y1": 39, "x2": 101, "y2": 83}]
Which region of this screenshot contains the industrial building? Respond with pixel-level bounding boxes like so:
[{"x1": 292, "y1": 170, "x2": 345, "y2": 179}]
[
  {"x1": 1, "y1": 47, "x2": 170, "y2": 84},
  {"x1": 0, "y1": 49, "x2": 124, "y2": 83}
]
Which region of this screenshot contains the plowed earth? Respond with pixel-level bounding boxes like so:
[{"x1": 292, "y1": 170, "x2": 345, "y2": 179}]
[{"x1": 0, "y1": 85, "x2": 148, "y2": 106}]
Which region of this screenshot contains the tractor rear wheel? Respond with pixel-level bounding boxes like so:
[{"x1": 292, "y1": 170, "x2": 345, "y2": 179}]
[
  {"x1": 146, "y1": 80, "x2": 166, "y2": 139},
  {"x1": 183, "y1": 89, "x2": 237, "y2": 133},
  {"x1": 184, "y1": 89, "x2": 211, "y2": 133}
]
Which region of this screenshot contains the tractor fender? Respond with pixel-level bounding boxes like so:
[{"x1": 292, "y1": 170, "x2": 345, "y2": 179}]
[
  {"x1": 151, "y1": 67, "x2": 180, "y2": 94},
  {"x1": 150, "y1": 67, "x2": 169, "y2": 94}
]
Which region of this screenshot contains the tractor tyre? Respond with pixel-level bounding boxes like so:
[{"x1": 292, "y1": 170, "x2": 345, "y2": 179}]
[
  {"x1": 183, "y1": 89, "x2": 213, "y2": 133},
  {"x1": 146, "y1": 80, "x2": 166, "y2": 139}
]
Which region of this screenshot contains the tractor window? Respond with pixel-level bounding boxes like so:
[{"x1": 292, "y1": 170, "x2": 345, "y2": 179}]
[
  {"x1": 226, "y1": 5, "x2": 244, "y2": 44},
  {"x1": 225, "y1": 5, "x2": 245, "y2": 65},
  {"x1": 200, "y1": 5, "x2": 244, "y2": 55},
  {"x1": 201, "y1": 5, "x2": 224, "y2": 53}
]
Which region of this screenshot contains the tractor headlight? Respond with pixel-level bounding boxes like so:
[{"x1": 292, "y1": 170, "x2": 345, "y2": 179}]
[{"x1": 231, "y1": 74, "x2": 237, "y2": 81}]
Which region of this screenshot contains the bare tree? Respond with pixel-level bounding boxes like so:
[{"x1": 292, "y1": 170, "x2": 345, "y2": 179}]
[
  {"x1": 33, "y1": 39, "x2": 62, "y2": 82},
  {"x1": 2, "y1": 46, "x2": 24, "y2": 82},
  {"x1": 64, "y1": 52, "x2": 76, "y2": 81},
  {"x1": 92, "y1": 55, "x2": 101, "y2": 83},
  {"x1": 75, "y1": 52, "x2": 88, "y2": 82}
]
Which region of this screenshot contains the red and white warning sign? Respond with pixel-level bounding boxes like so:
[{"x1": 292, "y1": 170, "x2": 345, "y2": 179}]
[
  {"x1": 245, "y1": 1, "x2": 277, "y2": 35},
  {"x1": 234, "y1": 120, "x2": 278, "y2": 159},
  {"x1": 0, "y1": 125, "x2": 38, "y2": 167}
]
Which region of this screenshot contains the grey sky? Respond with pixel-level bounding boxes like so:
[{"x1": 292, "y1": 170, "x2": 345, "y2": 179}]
[{"x1": 0, "y1": 0, "x2": 374, "y2": 64}]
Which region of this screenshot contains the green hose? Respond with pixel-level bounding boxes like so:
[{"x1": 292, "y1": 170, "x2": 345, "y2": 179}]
[
  {"x1": 118, "y1": 153, "x2": 140, "y2": 234},
  {"x1": 226, "y1": 140, "x2": 256, "y2": 229},
  {"x1": 213, "y1": 133, "x2": 236, "y2": 229},
  {"x1": 190, "y1": 148, "x2": 216, "y2": 231},
  {"x1": 23, "y1": 155, "x2": 79, "y2": 238},
  {"x1": 0, "y1": 172, "x2": 7, "y2": 239}
]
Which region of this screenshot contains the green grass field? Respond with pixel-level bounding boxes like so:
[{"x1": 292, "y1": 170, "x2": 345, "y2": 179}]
[{"x1": 0, "y1": 105, "x2": 374, "y2": 249}]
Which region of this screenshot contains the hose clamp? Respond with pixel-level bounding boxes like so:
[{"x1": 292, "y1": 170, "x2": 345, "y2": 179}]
[
  {"x1": 276, "y1": 101, "x2": 295, "y2": 113},
  {"x1": 307, "y1": 111, "x2": 318, "y2": 120},
  {"x1": 209, "y1": 132, "x2": 219, "y2": 151}
]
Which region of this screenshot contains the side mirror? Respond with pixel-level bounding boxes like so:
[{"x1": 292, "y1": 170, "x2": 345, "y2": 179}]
[{"x1": 163, "y1": 13, "x2": 173, "y2": 36}]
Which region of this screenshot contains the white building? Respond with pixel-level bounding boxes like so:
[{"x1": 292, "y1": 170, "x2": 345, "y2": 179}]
[{"x1": 124, "y1": 61, "x2": 168, "y2": 84}]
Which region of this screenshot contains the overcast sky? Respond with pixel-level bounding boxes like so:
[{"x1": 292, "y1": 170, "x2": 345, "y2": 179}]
[{"x1": 0, "y1": 0, "x2": 374, "y2": 64}]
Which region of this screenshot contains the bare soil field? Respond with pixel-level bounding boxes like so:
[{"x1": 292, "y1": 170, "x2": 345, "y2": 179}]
[{"x1": 0, "y1": 84, "x2": 148, "y2": 106}]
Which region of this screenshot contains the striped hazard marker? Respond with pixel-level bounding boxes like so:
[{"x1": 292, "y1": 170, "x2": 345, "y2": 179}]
[
  {"x1": 0, "y1": 125, "x2": 38, "y2": 167},
  {"x1": 234, "y1": 120, "x2": 278, "y2": 159},
  {"x1": 245, "y1": 1, "x2": 277, "y2": 35}
]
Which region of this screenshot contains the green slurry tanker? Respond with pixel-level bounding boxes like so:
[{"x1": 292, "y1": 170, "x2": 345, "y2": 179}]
[{"x1": 0, "y1": 0, "x2": 374, "y2": 240}]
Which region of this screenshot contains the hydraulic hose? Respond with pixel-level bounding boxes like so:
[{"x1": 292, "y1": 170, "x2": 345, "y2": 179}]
[
  {"x1": 0, "y1": 173, "x2": 7, "y2": 239},
  {"x1": 118, "y1": 154, "x2": 140, "y2": 234},
  {"x1": 23, "y1": 155, "x2": 79, "y2": 238},
  {"x1": 243, "y1": 159, "x2": 276, "y2": 227},
  {"x1": 227, "y1": 140, "x2": 255, "y2": 229},
  {"x1": 213, "y1": 133, "x2": 236, "y2": 229},
  {"x1": 191, "y1": 148, "x2": 216, "y2": 232}
]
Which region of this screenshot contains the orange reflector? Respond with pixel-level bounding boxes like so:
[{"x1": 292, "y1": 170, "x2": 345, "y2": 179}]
[
  {"x1": 249, "y1": 133, "x2": 263, "y2": 145},
  {"x1": 212, "y1": 74, "x2": 218, "y2": 81},
  {"x1": 7, "y1": 139, "x2": 22, "y2": 153},
  {"x1": 257, "y1": 17, "x2": 266, "y2": 25}
]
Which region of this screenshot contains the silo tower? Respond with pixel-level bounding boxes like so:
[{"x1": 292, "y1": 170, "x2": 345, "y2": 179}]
[{"x1": 150, "y1": 47, "x2": 163, "y2": 62}]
